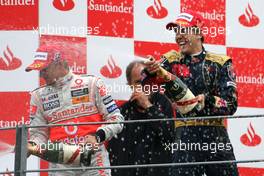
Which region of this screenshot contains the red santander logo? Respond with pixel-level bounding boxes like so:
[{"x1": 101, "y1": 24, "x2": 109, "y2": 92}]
[
  {"x1": 147, "y1": 0, "x2": 168, "y2": 19},
  {"x1": 240, "y1": 123, "x2": 261, "y2": 147},
  {"x1": 0, "y1": 46, "x2": 22, "y2": 71},
  {"x1": 239, "y1": 3, "x2": 260, "y2": 27},
  {"x1": 100, "y1": 55, "x2": 122, "y2": 79},
  {"x1": 53, "y1": 0, "x2": 75, "y2": 11}
]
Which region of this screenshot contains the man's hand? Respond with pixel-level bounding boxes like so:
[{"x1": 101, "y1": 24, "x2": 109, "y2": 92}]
[
  {"x1": 144, "y1": 55, "x2": 160, "y2": 74},
  {"x1": 131, "y1": 91, "x2": 153, "y2": 109},
  {"x1": 27, "y1": 142, "x2": 38, "y2": 157},
  {"x1": 144, "y1": 55, "x2": 176, "y2": 82},
  {"x1": 197, "y1": 94, "x2": 205, "y2": 110}
]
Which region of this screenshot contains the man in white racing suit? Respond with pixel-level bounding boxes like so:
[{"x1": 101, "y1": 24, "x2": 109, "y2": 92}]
[{"x1": 26, "y1": 44, "x2": 124, "y2": 176}]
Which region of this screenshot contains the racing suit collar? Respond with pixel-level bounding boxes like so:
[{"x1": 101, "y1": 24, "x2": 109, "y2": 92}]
[
  {"x1": 181, "y1": 47, "x2": 206, "y2": 64},
  {"x1": 191, "y1": 50, "x2": 203, "y2": 57},
  {"x1": 193, "y1": 46, "x2": 206, "y2": 58},
  {"x1": 54, "y1": 70, "x2": 74, "y2": 87},
  {"x1": 181, "y1": 46, "x2": 206, "y2": 58}
]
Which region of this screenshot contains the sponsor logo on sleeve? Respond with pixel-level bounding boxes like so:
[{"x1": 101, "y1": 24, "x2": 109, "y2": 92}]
[
  {"x1": 106, "y1": 104, "x2": 118, "y2": 113},
  {"x1": 99, "y1": 85, "x2": 107, "y2": 97},
  {"x1": 43, "y1": 100, "x2": 60, "y2": 111},
  {"x1": 96, "y1": 79, "x2": 108, "y2": 97},
  {"x1": 214, "y1": 96, "x2": 227, "y2": 108},
  {"x1": 227, "y1": 81, "x2": 237, "y2": 88},
  {"x1": 227, "y1": 64, "x2": 236, "y2": 81},
  {"x1": 71, "y1": 88, "x2": 89, "y2": 97},
  {"x1": 103, "y1": 96, "x2": 113, "y2": 105}
]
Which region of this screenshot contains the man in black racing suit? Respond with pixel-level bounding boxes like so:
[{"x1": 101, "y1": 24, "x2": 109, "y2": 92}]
[{"x1": 144, "y1": 10, "x2": 239, "y2": 176}]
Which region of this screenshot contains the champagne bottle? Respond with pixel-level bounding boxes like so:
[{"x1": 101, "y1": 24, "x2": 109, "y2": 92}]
[
  {"x1": 141, "y1": 57, "x2": 200, "y2": 114},
  {"x1": 30, "y1": 142, "x2": 93, "y2": 166}
]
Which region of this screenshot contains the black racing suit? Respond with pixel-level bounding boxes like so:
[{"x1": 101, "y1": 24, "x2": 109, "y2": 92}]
[
  {"x1": 161, "y1": 48, "x2": 239, "y2": 176},
  {"x1": 108, "y1": 92, "x2": 175, "y2": 176}
]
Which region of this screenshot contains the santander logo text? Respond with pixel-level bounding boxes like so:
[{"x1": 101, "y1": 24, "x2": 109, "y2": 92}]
[
  {"x1": 239, "y1": 3, "x2": 260, "y2": 27},
  {"x1": 100, "y1": 55, "x2": 122, "y2": 79},
  {"x1": 53, "y1": 0, "x2": 75, "y2": 11},
  {"x1": 0, "y1": 0, "x2": 35, "y2": 6},
  {"x1": 0, "y1": 46, "x2": 22, "y2": 71},
  {"x1": 147, "y1": 0, "x2": 168, "y2": 19},
  {"x1": 240, "y1": 123, "x2": 261, "y2": 147}
]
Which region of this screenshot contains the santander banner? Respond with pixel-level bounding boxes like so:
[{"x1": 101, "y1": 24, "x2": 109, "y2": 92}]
[
  {"x1": 0, "y1": 0, "x2": 38, "y2": 30},
  {"x1": 134, "y1": 41, "x2": 178, "y2": 60},
  {"x1": 0, "y1": 92, "x2": 30, "y2": 154},
  {"x1": 88, "y1": 0, "x2": 133, "y2": 38},
  {"x1": 181, "y1": 0, "x2": 226, "y2": 45},
  {"x1": 227, "y1": 48, "x2": 264, "y2": 108}
]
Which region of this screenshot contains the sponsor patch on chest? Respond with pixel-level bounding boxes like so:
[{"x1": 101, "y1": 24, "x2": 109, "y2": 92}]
[
  {"x1": 43, "y1": 100, "x2": 60, "y2": 111},
  {"x1": 72, "y1": 96, "x2": 89, "y2": 104},
  {"x1": 71, "y1": 88, "x2": 89, "y2": 97},
  {"x1": 41, "y1": 93, "x2": 58, "y2": 102}
]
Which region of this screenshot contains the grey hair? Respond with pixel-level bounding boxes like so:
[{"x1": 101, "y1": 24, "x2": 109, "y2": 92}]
[{"x1": 126, "y1": 60, "x2": 145, "y2": 84}]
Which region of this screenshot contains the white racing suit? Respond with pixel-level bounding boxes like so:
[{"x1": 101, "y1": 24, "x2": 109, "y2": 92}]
[{"x1": 29, "y1": 71, "x2": 124, "y2": 176}]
